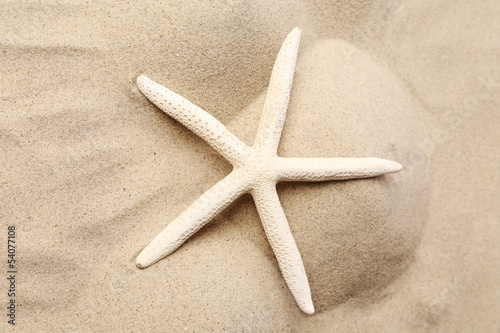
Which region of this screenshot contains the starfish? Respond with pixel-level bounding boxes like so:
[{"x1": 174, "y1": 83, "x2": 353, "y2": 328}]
[{"x1": 135, "y1": 27, "x2": 402, "y2": 314}]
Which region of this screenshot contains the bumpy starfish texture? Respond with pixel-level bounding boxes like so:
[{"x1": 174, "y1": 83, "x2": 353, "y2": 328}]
[{"x1": 136, "y1": 27, "x2": 402, "y2": 314}]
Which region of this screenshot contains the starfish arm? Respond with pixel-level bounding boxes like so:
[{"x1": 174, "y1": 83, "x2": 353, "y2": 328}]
[
  {"x1": 253, "y1": 27, "x2": 301, "y2": 156},
  {"x1": 137, "y1": 75, "x2": 251, "y2": 166},
  {"x1": 276, "y1": 157, "x2": 403, "y2": 181},
  {"x1": 252, "y1": 182, "x2": 314, "y2": 314},
  {"x1": 136, "y1": 169, "x2": 250, "y2": 268}
]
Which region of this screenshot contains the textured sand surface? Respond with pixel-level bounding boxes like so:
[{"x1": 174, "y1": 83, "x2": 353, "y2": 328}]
[{"x1": 1, "y1": 0, "x2": 498, "y2": 332}]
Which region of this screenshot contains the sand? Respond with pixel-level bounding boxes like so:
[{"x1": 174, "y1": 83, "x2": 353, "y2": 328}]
[{"x1": 1, "y1": 0, "x2": 498, "y2": 332}]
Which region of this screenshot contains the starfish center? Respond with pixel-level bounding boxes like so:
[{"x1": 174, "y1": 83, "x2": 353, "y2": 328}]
[{"x1": 239, "y1": 151, "x2": 278, "y2": 184}]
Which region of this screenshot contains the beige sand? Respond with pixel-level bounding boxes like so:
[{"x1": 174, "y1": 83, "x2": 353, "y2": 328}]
[{"x1": 1, "y1": 0, "x2": 498, "y2": 332}]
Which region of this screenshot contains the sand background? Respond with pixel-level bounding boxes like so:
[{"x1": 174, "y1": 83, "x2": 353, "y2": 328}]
[{"x1": 1, "y1": 0, "x2": 499, "y2": 332}]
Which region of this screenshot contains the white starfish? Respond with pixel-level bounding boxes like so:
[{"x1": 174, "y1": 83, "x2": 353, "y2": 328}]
[{"x1": 135, "y1": 27, "x2": 402, "y2": 314}]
